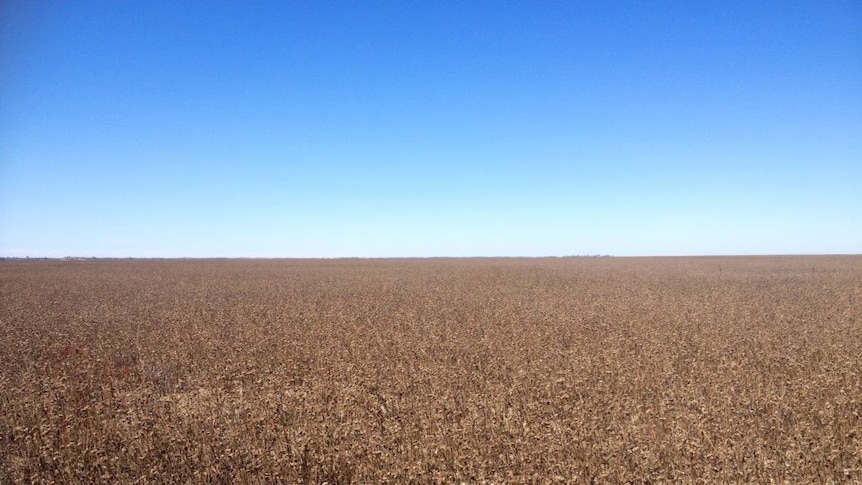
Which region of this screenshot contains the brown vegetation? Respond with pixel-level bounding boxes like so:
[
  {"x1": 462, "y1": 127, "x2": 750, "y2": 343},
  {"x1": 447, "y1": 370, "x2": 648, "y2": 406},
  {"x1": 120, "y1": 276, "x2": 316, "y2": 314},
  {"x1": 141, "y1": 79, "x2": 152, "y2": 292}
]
[{"x1": 1, "y1": 256, "x2": 861, "y2": 483}]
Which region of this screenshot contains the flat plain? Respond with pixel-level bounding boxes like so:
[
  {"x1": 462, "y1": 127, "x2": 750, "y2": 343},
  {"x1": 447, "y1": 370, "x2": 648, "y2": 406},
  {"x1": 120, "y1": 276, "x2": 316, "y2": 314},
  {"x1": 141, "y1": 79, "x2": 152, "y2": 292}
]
[{"x1": 1, "y1": 256, "x2": 861, "y2": 483}]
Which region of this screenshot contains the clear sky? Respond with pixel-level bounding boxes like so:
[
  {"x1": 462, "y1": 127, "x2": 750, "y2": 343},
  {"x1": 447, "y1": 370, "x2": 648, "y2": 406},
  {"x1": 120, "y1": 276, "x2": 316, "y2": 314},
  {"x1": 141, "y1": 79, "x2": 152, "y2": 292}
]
[{"x1": 1, "y1": 1, "x2": 860, "y2": 258}]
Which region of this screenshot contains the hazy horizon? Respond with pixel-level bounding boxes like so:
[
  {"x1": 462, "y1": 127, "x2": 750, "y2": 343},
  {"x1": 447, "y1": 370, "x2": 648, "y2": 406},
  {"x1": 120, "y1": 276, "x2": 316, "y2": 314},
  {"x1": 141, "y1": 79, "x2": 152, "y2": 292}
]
[
  {"x1": 4, "y1": 254, "x2": 860, "y2": 261},
  {"x1": 2, "y1": 2, "x2": 860, "y2": 258}
]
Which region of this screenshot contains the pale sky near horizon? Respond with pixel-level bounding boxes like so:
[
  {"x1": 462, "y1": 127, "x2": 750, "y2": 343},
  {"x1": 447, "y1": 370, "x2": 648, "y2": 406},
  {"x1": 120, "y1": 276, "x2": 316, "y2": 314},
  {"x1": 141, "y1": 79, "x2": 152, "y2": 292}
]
[{"x1": 1, "y1": 1, "x2": 860, "y2": 258}]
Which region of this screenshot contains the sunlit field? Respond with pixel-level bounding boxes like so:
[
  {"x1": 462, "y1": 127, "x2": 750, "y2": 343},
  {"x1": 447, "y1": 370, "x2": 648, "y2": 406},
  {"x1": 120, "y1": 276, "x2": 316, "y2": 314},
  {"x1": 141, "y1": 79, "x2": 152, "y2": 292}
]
[{"x1": 2, "y1": 256, "x2": 861, "y2": 483}]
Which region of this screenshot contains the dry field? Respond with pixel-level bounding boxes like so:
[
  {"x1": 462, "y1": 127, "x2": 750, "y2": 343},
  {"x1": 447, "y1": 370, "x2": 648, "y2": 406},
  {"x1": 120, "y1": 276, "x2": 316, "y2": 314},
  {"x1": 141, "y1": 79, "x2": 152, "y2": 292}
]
[{"x1": 1, "y1": 256, "x2": 861, "y2": 483}]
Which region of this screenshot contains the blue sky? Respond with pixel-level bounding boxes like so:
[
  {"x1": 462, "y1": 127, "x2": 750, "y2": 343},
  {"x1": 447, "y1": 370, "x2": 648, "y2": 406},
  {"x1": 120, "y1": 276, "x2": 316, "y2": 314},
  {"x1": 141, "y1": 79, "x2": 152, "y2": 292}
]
[{"x1": 1, "y1": 1, "x2": 860, "y2": 257}]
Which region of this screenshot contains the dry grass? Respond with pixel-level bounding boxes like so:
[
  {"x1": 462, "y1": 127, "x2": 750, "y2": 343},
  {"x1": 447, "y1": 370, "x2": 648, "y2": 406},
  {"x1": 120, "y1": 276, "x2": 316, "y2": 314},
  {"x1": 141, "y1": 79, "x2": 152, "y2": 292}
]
[{"x1": 1, "y1": 256, "x2": 861, "y2": 483}]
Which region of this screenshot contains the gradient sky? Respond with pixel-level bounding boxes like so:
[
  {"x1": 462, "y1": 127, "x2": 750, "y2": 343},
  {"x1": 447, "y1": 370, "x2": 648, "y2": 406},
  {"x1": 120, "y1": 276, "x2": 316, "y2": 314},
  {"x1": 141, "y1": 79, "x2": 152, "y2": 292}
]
[{"x1": 2, "y1": 1, "x2": 860, "y2": 258}]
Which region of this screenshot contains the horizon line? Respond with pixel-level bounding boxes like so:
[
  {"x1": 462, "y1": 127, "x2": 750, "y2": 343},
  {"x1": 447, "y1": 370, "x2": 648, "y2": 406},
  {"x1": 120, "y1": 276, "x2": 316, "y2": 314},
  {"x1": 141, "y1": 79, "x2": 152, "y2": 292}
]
[{"x1": 2, "y1": 253, "x2": 860, "y2": 261}]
